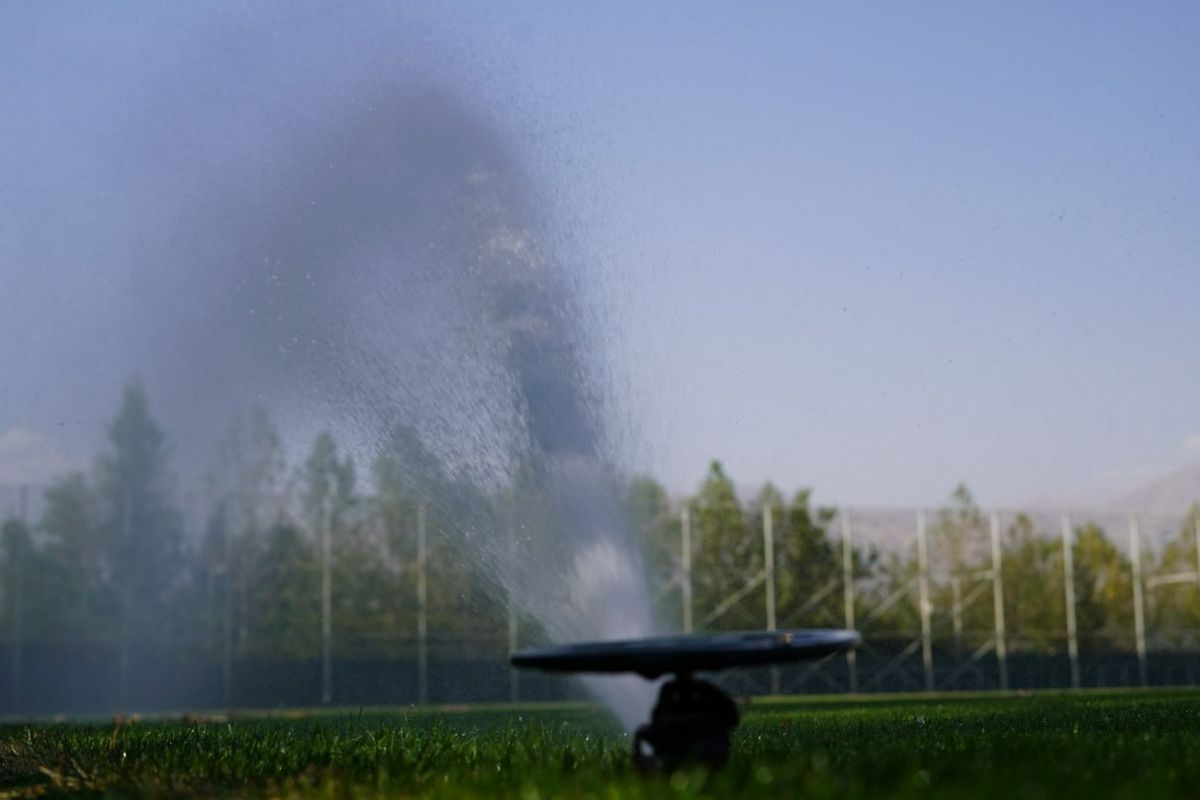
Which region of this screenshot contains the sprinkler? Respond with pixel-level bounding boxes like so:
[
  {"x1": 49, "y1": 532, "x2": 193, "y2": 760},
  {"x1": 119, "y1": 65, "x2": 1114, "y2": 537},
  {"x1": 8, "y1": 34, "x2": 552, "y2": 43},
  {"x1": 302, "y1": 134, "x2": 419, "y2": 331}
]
[{"x1": 511, "y1": 629, "x2": 860, "y2": 770}]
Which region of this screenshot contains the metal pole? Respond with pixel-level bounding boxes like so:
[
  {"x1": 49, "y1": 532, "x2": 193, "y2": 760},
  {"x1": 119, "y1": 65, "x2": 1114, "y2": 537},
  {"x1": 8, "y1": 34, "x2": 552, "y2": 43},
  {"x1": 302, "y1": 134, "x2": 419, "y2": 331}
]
[
  {"x1": 1129, "y1": 514, "x2": 1147, "y2": 687},
  {"x1": 951, "y1": 577, "x2": 963, "y2": 653},
  {"x1": 681, "y1": 506, "x2": 693, "y2": 634},
  {"x1": 990, "y1": 512, "x2": 1008, "y2": 691},
  {"x1": 507, "y1": 596, "x2": 518, "y2": 704},
  {"x1": 321, "y1": 502, "x2": 333, "y2": 706},
  {"x1": 507, "y1": 498, "x2": 518, "y2": 704},
  {"x1": 119, "y1": 488, "x2": 132, "y2": 712},
  {"x1": 917, "y1": 510, "x2": 934, "y2": 692},
  {"x1": 417, "y1": 503, "x2": 428, "y2": 705},
  {"x1": 763, "y1": 505, "x2": 777, "y2": 631},
  {"x1": 841, "y1": 509, "x2": 857, "y2": 693},
  {"x1": 762, "y1": 505, "x2": 779, "y2": 694},
  {"x1": 222, "y1": 506, "x2": 233, "y2": 709},
  {"x1": 1061, "y1": 514, "x2": 1080, "y2": 689},
  {"x1": 11, "y1": 486, "x2": 27, "y2": 714},
  {"x1": 1193, "y1": 506, "x2": 1200, "y2": 594}
]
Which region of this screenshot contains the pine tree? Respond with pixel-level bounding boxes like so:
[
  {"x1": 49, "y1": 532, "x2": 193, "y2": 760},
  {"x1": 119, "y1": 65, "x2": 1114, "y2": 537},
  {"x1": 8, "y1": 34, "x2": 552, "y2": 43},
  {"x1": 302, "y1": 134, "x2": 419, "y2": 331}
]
[{"x1": 96, "y1": 382, "x2": 184, "y2": 648}]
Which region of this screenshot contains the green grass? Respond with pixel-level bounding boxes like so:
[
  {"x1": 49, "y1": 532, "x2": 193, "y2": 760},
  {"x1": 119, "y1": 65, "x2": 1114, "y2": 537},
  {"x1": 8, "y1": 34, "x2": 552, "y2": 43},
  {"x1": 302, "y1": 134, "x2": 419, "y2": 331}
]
[{"x1": 5, "y1": 690, "x2": 1200, "y2": 798}]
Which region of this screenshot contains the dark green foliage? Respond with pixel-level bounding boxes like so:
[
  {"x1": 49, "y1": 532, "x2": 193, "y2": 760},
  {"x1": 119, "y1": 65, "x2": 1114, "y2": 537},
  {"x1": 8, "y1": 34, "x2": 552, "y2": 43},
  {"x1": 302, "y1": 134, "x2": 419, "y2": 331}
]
[
  {"x1": 36, "y1": 473, "x2": 110, "y2": 636},
  {"x1": 623, "y1": 476, "x2": 681, "y2": 625},
  {"x1": 1146, "y1": 505, "x2": 1200, "y2": 646},
  {"x1": 5, "y1": 380, "x2": 1199, "y2": 702},
  {"x1": 1002, "y1": 513, "x2": 1066, "y2": 651},
  {"x1": 4, "y1": 691, "x2": 1200, "y2": 798},
  {"x1": 97, "y1": 382, "x2": 186, "y2": 643},
  {"x1": 373, "y1": 423, "x2": 505, "y2": 642},
  {"x1": 1071, "y1": 521, "x2": 1130, "y2": 647},
  {"x1": 776, "y1": 488, "x2": 841, "y2": 627},
  {"x1": 692, "y1": 461, "x2": 758, "y2": 630},
  {"x1": 246, "y1": 522, "x2": 320, "y2": 659}
]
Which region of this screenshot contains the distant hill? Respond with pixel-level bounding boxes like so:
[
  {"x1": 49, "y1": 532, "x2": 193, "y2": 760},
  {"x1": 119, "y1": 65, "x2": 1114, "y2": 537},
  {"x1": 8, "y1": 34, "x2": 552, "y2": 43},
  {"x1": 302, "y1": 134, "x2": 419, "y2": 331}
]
[
  {"x1": 1027, "y1": 462, "x2": 1200, "y2": 515},
  {"x1": 1103, "y1": 463, "x2": 1200, "y2": 514}
]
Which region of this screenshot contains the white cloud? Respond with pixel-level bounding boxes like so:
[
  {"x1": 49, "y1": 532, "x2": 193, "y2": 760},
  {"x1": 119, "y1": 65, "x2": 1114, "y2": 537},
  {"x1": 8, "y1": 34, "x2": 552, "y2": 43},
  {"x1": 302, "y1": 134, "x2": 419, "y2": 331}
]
[
  {"x1": 0, "y1": 427, "x2": 84, "y2": 486},
  {"x1": 1184, "y1": 433, "x2": 1200, "y2": 454}
]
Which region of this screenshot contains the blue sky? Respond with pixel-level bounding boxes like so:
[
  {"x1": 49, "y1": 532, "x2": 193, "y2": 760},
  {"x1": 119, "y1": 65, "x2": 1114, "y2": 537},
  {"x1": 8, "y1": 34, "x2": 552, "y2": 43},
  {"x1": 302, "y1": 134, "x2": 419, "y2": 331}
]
[{"x1": 1, "y1": 3, "x2": 1198, "y2": 507}]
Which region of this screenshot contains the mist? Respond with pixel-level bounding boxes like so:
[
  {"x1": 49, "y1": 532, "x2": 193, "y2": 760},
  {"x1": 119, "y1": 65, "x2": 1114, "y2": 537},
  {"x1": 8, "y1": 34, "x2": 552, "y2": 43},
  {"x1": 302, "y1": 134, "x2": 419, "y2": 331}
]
[{"x1": 1, "y1": 5, "x2": 656, "y2": 724}]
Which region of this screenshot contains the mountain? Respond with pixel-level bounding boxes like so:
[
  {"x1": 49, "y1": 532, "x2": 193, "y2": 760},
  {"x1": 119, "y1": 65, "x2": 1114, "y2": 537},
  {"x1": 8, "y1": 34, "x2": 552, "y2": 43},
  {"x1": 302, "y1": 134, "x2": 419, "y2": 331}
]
[
  {"x1": 1104, "y1": 463, "x2": 1200, "y2": 514},
  {"x1": 1026, "y1": 462, "x2": 1200, "y2": 515}
]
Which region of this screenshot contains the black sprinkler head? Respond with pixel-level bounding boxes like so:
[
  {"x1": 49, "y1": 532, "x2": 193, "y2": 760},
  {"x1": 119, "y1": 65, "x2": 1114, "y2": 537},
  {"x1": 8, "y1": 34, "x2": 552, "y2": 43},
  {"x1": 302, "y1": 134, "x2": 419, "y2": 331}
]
[{"x1": 511, "y1": 629, "x2": 860, "y2": 770}]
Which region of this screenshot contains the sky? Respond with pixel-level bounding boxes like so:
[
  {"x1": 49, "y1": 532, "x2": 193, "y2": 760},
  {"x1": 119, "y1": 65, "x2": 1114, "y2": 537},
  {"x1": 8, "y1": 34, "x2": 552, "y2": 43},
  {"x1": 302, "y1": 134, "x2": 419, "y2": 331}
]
[{"x1": 1, "y1": 2, "x2": 1199, "y2": 509}]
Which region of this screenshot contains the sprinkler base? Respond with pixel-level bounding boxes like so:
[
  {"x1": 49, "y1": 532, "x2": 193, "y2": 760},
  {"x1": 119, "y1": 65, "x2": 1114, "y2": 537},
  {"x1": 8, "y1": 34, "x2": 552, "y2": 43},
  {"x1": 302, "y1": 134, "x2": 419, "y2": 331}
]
[{"x1": 632, "y1": 675, "x2": 738, "y2": 771}]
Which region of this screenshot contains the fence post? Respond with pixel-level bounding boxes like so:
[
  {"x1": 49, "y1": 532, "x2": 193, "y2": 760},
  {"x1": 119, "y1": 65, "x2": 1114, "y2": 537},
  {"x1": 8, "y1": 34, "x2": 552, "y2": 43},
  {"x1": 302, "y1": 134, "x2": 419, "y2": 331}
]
[
  {"x1": 1193, "y1": 506, "x2": 1200, "y2": 594},
  {"x1": 762, "y1": 505, "x2": 779, "y2": 694},
  {"x1": 990, "y1": 512, "x2": 1008, "y2": 691},
  {"x1": 507, "y1": 498, "x2": 518, "y2": 704},
  {"x1": 681, "y1": 506, "x2": 693, "y2": 634},
  {"x1": 222, "y1": 506, "x2": 233, "y2": 709},
  {"x1": 1061, "y1": 514, "x2": 1080, "y2": 689},
  {"x1": 10, "y1": 486, "x2": 27, "y2": 714},
  {"x1": 951, "y1": 577, "x2": 963, "y2": 653},
  {"x1": 763, "y1": 505, "x2": 777, "y2": 631},
  {"x1": 417, "y1": 503, "x2": 429, "y2": 705},
  {"x1": 1129, "y1": 513, "x2": 1147, "y2": 687},
  {"x1": 841, "y1": 509, "x2": 857, "y2": 693},
  {"x1": 917, "y1": 510, "x2": 934, "y2": 692},
  {"x1": 321, "y1": 504, "x2": 333, "y2": 706},
  {"x1": 119, "y1": 489, "x2": 132, "y2": 712}
]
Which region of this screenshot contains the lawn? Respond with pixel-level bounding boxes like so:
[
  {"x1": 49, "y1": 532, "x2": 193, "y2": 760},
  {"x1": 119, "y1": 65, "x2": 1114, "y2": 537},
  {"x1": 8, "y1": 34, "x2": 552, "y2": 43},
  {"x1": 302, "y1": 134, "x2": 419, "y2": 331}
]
[{"x1": 3, "y1": 690, "x2": 1199, "y2": 798}]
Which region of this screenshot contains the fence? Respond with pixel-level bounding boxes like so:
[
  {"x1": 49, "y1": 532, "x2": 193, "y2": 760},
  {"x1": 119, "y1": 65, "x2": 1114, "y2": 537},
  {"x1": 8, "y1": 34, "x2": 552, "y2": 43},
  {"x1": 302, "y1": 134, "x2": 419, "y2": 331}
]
[
  {"x1": 676, "y1": 506, "x2": 1200, "y2": 697},
  {"x1": 2, "y1": 481, "x2": 1200, "y2": 716}
]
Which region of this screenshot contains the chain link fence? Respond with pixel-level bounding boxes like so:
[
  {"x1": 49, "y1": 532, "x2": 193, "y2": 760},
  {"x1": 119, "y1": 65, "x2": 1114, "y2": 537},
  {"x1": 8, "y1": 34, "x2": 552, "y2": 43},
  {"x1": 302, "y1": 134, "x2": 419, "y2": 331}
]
[{"x1": 2, "y1": 482, "x2": 1199, "y2": 716}]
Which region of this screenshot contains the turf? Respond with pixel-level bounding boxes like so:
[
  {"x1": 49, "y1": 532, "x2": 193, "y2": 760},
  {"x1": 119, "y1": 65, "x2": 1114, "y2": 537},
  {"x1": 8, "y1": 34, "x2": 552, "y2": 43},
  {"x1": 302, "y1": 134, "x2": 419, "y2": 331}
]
[{"x1": 4, "y1": 690, "x2": 1200, "y2": 798}]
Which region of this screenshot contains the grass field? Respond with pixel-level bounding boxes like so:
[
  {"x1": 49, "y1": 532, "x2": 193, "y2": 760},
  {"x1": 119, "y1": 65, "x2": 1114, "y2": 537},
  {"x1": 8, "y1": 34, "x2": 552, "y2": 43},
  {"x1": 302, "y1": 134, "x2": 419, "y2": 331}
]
[{"x1": 4, "y1": 690, "x2": 1200, "y2": 798}]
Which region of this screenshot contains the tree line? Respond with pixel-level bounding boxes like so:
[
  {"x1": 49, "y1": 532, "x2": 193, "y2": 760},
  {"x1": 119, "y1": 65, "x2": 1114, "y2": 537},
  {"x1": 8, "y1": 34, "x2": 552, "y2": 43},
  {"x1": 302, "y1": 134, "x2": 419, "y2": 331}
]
[{"x1": 3, "y1": 383, "x2": 1200, "y2": 665}]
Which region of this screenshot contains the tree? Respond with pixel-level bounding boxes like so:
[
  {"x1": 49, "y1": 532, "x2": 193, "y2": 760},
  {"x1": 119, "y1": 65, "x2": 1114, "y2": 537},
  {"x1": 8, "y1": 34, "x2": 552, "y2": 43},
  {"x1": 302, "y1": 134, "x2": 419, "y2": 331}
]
[
  {"x1": 1143, "y1": 505, "x2": 1200, "y2": 648},
  {"x1": 201, "y1": 406, "x2": 289, "y2": 664},
  {"x1": 96, "y1": 381, "x2": 185, "y2": 648},
  {"x1": 36, "y1": 473, "x2": 107, "y2": 636},
  {"x1": 0, "y1": 518, "x2": 31, "y2": 655},
  {"x1": 931, "y1": 485, "x2": 989, "y2": 578},
  {"x1": 1001, "y1": 513, "x2": 1064, "y2": 653},
  {"x1": 211, "y1": 405, "x2": 287, "y2": 537},
  {"x1": 692, "y1": 461, "x2": 757, "y2": 630},
  {"x1": 865, "y1": 545, "x2": 922, "y2": 638},
  {"x1": 929, "y1": 485, "x2": 993, "y2": 649},
  {"x1": 302, "y1": 432, "x2": 357, "y2": 546},
  {"x1": 373, "y1": 424, "x2": 437, "y2": 643},
  {"x1": 301, "y1": 431, "x2": 358, "y2": 693},
  {"x1": 245, "y1": 521, "x2": 320, "y2": 659},
  {"x1": 1072, "y1": 521, "x2": 1132, "y2": 650},
  {"x1": 775, "y1": 488, "x2": 840, "y2": 627},
  {"x1": 623, "y1": 476, "x2": 680, "y2": 627},
  {"x1": 372, "y1": 422, "x2": 503, "y2": 649}
]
